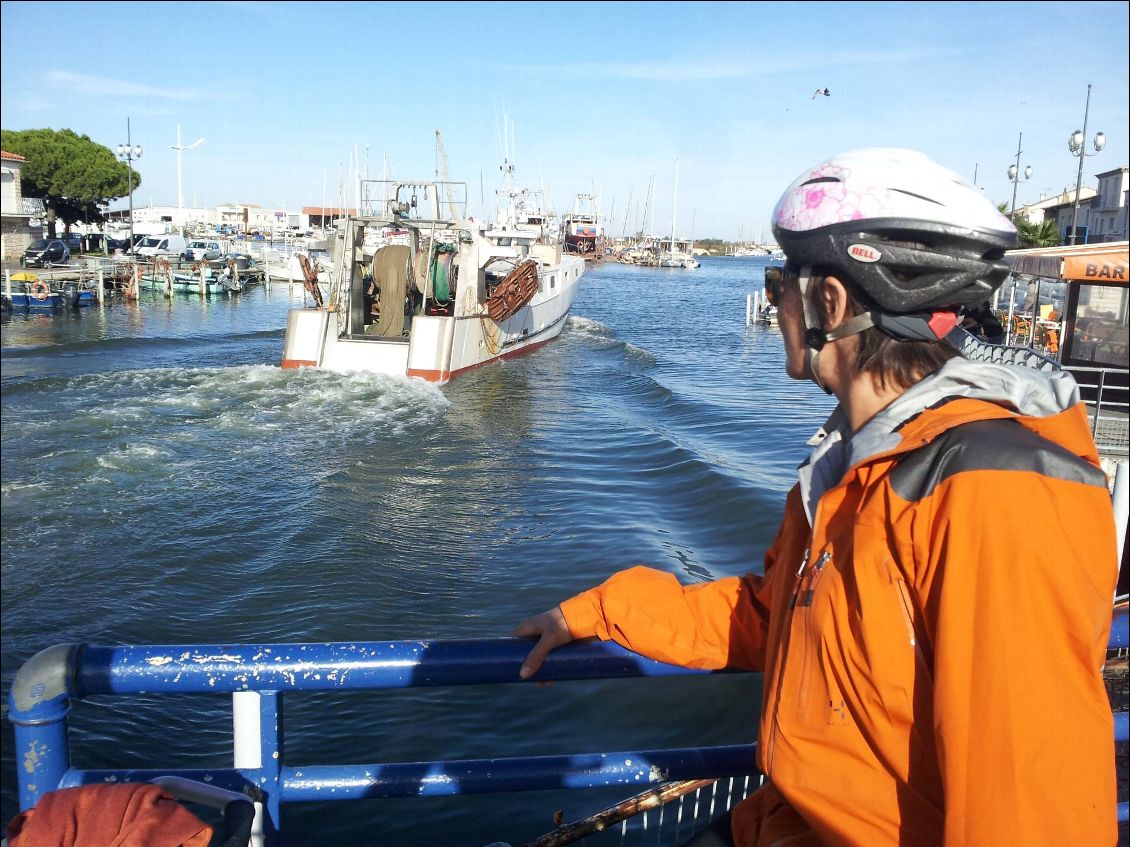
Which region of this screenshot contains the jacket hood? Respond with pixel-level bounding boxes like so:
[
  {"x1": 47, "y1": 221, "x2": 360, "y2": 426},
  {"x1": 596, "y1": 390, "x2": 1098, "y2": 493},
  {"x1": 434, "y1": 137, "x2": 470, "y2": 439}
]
[{"x1": 798, "y1": 358, "x2": 1085, "y2": 523}]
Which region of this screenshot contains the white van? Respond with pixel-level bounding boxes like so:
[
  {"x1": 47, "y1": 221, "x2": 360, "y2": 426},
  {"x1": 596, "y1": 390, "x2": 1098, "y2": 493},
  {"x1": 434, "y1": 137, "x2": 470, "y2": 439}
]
[{"x1": 134, "y1": 234, "x2": 189, "y2": 258}]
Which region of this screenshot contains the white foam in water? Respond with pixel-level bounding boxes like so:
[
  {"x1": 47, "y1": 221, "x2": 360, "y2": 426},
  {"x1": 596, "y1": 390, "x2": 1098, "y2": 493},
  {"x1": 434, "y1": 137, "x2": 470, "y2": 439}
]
[
  {"x1": 566, "y1": 314, "x2": 613, "y2": 338},
  {"x1": 66, "y1": 364, "x2": 450, "y2": 437}
]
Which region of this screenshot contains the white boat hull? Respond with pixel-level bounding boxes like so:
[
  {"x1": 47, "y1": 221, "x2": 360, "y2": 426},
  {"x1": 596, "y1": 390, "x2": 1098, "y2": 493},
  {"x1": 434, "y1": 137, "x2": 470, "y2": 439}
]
[
  {"x1": 281, "y1": 179, "x2": 584, "y2": 384},
  {"x1": 282, "y1": 256, "x2": 582, "y2": 384}
]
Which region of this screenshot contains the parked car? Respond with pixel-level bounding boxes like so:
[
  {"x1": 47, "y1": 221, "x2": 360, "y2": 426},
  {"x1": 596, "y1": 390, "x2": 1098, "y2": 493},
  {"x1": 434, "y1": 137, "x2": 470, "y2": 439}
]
[
  {"x1": 80, "y1": 234, "x2": 131, "y2": 255},
  {"x1": 133, "y1": 234, "x2": 189, "y2": 258},
  {"x1": 183, "y1": 239, "x2": 223, "y2": 261},
  {"x1": 62, "y1": 233, "x2": 82, "y2": 253},
  {"x1": 20, "y1": 239, "x2": 71, "y2": 268}
]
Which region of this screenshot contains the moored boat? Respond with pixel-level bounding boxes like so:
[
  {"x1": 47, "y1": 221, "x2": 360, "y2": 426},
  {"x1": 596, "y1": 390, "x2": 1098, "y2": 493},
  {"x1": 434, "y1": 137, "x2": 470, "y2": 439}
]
[
  {"x1": 138, "y1": 256, "x2": 263, "y2": 295},
  {"x1": 561, "y1": 193, "x2": 604, "y2": 261},
  {"x1": 4, "y1": 273, "x2": 65, "y2": 310},
  {"x1": 264, "y1": 250, "x2": 334, "y2": 285},
  {"x1": 280, "y1": 177, "x2": 585, "y2": 384}
]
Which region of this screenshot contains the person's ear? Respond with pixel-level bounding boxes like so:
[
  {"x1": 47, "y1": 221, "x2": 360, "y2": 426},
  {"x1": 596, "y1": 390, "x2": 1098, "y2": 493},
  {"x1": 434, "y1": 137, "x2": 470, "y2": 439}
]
[{"x1": 820, "y1": 275, "x2": 851, "y2": 330}]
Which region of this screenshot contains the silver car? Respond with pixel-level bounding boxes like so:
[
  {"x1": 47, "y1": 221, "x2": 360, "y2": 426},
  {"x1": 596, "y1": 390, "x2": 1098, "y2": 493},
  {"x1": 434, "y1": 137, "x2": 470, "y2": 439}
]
[{"x1": 183, "y1": 240, "x2": 224, "y2": 261}]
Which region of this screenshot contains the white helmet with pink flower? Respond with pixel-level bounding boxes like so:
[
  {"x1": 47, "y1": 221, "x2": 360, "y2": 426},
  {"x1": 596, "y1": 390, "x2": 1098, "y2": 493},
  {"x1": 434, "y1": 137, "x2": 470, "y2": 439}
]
[{"x1": 772, "y1": 148, "x2": 1016, "y2": 314}]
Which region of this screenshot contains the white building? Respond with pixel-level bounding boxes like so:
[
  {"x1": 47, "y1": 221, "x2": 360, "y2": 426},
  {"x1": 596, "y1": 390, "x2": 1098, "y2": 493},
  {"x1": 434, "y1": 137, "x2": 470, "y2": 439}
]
[
  {"x1": 1089, "y1": 166, "x2": 1129, "y2": 243},
  {"x1": 107, "y1": 203, "x2": 309, "y2": 236},
  {"x1": 1, "y1": 150, "x2": 46, "y2": 261},
  {"x1": 1014, "y1": 187, "x2": 1096, "y2": 227},
  {"x1": 1014, "y1": 164, "x2": 1127, "y2": 245}
]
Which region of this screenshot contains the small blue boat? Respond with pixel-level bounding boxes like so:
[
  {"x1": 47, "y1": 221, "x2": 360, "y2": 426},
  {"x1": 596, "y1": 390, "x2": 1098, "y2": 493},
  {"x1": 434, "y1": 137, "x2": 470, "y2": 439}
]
[{"x1": 5, "y1": 278, "x2": 65, "y2": 310}]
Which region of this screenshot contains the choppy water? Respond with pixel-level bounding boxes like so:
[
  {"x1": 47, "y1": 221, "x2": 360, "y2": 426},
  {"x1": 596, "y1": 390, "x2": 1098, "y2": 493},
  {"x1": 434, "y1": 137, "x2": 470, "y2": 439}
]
[{"x1": 0, "y1": 258, "x2": 835, "y2": 845}]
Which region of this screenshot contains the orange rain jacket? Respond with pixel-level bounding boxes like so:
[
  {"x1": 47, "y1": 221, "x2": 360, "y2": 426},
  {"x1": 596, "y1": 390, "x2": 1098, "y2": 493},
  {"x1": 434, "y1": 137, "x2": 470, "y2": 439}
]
[{"x1": 560, "y1": 359, "x2": 1118, "y2": 847}]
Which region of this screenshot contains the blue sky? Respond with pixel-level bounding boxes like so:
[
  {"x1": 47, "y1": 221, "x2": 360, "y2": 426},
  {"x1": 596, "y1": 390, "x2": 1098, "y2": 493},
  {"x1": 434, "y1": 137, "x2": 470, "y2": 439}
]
[{"x1": 2, "y1": 1, "x2": 1127, "y2": 241}]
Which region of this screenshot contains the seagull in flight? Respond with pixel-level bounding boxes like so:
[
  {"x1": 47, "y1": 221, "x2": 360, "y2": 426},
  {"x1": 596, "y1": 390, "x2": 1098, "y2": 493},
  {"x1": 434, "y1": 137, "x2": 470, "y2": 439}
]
[{"x1": 812, "y1": 87, "x2": 830, "y2": 99}]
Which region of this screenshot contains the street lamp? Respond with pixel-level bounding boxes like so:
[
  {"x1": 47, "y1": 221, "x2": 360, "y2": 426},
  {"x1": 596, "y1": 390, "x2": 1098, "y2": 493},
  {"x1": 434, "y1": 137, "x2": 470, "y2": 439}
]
[
  {"x1": 171, "y1": 124, "x2": 204, "y2": 212},
  {"x1": 116, "y1": 118, "x2": 142, "y2": 249},
  {"x1": 1007, "y1": 131, "x2": 1032, "y2": 216},
  {"x1": 1067, "y1": 83, "x2": 1106, "y2": 245}
]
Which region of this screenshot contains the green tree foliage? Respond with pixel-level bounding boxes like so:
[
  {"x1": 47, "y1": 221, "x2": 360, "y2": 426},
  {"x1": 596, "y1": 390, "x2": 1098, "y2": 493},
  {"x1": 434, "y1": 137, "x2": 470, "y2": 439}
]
[
  {"x1": 999, "y1": 202, "x2": 1060, "y2": 248},
  {"x1": 694, "y1": 238, "x2": 728, "y2": 254},
  {"x1": 0, "y1": 128, "x2": 139, "y2": 235},
  {"x1": 1015, "y1": 217, "x2": 1060, "y2": 248}
]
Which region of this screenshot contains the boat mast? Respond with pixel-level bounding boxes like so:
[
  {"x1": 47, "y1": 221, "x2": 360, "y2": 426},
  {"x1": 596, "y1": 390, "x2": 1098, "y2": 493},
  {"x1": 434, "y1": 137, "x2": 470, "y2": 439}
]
[
  {"x1": 647, "y1": 176, "x2": 656, "y2": 241},
  {"x1": 670, "y1": 159, "x2": 679, "y2": 254}
]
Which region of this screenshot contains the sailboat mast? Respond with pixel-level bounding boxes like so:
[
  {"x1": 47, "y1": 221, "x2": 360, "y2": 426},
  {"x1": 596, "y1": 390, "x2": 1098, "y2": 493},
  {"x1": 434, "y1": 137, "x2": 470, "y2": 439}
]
[
  {"x1": 647, "y1": 176, "x2": 656, "y2": 239},
  {"x1": 670, "y1": 159, "x2": 679, "y2": 253}
]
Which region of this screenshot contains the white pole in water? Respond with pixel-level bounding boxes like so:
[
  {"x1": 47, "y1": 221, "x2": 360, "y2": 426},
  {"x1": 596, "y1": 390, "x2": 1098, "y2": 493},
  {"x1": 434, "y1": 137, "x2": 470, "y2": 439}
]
[
  {"x1": 4, "y1": 268, "x2": 11, "y2": 298},
  {"x1": 1114, "y1": 461, "x2": 1129, "y2": 582},
  {"x1": 97, "y1": 267, "x2": 104, "y2": 305},
  {"x1": 746, "y1": 292, "x2": 753, "y2": 326}
]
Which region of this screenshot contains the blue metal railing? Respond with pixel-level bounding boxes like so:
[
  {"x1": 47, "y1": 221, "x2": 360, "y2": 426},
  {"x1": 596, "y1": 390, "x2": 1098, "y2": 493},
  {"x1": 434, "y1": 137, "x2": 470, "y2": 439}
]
[
  {"x1": 8, "y1": 638, "x2": 757, "y2": 845},
  {"x1": 8, "y1": 608, "x2": 1129, "y2": 845}
]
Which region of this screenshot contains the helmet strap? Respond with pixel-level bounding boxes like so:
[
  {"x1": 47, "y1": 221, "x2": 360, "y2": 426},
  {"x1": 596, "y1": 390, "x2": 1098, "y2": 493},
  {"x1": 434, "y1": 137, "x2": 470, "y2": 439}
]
[{"x1": 797, "y1": 268, "x2": 876, "y2": 395}]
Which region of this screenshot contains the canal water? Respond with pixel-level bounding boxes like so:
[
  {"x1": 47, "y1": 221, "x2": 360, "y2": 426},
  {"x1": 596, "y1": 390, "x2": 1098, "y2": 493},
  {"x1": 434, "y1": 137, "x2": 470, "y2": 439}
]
[{"x1": 0, "y1": 256, "x2": 836, "y2": 845}]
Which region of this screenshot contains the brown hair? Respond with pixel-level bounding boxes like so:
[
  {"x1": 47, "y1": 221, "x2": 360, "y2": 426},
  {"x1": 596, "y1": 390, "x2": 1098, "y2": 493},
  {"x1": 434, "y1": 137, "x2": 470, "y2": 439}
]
[{"x1": 807, "y1": 270, "x2": 962, "y2": 391}]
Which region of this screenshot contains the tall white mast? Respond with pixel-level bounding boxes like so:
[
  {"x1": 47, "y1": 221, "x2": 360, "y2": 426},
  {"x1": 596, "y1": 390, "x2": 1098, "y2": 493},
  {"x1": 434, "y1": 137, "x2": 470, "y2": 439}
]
[
  {"x1": 646, "y1": 176, "x2": 656, "y2": 239},
  {"x1": 669, "y1": 158, "x2": 679, "y2": 252}
]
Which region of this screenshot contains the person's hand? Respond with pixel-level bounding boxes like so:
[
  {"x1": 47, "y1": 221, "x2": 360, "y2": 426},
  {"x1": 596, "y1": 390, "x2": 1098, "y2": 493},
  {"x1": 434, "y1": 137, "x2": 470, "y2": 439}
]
[{"x1": 511, "y1": 606, "x2": 574, "y2": 680}]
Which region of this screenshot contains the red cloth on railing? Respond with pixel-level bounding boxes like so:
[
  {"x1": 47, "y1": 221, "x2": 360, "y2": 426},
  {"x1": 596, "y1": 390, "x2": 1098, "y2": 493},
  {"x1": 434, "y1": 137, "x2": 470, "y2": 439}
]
[{"x1": 5, "y1": 783, "x2": 212, "y2": 847}]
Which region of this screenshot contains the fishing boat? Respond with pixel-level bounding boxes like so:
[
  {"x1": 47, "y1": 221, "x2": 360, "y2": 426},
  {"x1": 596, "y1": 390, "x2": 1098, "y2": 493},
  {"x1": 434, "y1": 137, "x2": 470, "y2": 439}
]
[
  {"x1": 280, "y1": 176, "x2": 585, "y2": 384},
  {"x1": 561, "y1": 193, "x2": 604, "y2": 260}
]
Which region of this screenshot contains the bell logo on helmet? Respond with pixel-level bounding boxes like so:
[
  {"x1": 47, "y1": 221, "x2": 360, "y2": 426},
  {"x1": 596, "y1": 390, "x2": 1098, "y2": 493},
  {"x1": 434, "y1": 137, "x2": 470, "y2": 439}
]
[{"x1": 847, "y1": 244, "x2": 882, "y2": 263}]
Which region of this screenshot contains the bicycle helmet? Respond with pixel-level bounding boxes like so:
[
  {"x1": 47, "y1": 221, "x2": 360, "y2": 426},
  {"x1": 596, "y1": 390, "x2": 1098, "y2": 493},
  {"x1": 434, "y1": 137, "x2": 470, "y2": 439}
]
[
  {"x1": 772, "y1": 148, "x2": 1016, "y2": 314},
  {"x1": 770, "y1": 149, "x2": 1017, "y2": 392}
]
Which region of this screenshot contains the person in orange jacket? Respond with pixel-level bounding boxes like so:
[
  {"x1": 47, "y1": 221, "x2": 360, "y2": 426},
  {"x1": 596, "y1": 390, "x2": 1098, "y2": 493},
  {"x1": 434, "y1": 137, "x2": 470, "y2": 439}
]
[{"x1": 513, "y1": 149, "x2": 1119, "y2": 847}]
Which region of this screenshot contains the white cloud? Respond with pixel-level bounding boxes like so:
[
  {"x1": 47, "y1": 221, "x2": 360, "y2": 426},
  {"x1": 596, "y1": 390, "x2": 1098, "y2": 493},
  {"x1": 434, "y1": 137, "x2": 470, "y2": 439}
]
[
  {"x1": 511, "y1": 49, "x2": 942, "y2": 82},
  {"x1": 18, "y1": 94, "x2": 55, "y2": 112},
  {"x1": 44, "y1": 71, "x2": 206, "y2": 102}
]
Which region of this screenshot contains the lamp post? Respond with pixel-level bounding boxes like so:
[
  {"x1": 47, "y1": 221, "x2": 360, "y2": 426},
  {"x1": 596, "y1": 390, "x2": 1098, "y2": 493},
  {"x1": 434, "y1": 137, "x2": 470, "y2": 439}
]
[
  {"x1": 1007, "y1": 132, "x2": 1032, "y2": 217},
  {"x1": 171, "y1": 124, "x2": 204, "y2": 212},
  {"x1": 1067, "y1": 83, "x2": 1106, "y2": 245},
  {"x1": 116, "y1": 119, "x2": 143, "y2": 249}
]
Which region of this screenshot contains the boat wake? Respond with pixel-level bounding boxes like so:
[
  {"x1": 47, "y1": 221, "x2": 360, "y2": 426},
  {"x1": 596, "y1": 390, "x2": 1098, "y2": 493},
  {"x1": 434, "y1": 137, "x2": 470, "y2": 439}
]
[
  {"x1": 566, "y1": 314, "x2": 657, "y2": 366},
  {"x1": 0, "y1": 365, "x2": 450, "y2": 498}
]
